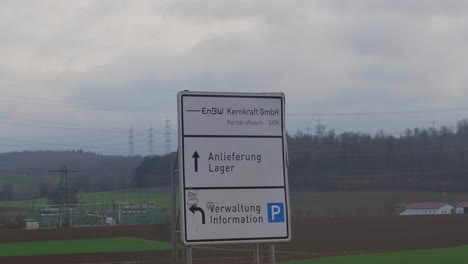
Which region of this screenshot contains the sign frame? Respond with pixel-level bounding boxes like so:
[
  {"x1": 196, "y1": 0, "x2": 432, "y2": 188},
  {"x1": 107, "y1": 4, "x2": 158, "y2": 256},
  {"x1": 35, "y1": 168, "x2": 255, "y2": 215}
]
[{"x1": 177, "y1": 91, "x2": 291, "y2": 245}]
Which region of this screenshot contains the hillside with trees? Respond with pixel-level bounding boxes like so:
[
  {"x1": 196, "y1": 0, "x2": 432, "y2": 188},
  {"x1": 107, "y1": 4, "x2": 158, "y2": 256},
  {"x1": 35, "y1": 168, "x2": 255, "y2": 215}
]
[
  {"x1": 288, "y1": 119, "x2": 468, "y2": 192},
  {"x1": 134, "y1": 119, "x2": 468, "y2": 193},
  {"x1": 4, "y1": 118, "x2": 468, "y2": 201},
  {"x1": 133, "y1": 153, "x2": 176, "y2": 188},
  {"x1": 0, "y1": 151, "x2": 142, "y2": 200}
]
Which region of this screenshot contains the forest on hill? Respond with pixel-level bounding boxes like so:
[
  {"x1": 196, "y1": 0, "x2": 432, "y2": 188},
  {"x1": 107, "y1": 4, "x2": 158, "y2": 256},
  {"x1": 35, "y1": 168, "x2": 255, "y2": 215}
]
[
  {"x1": 135, "y1": 118, "x2": 468, "y2": 193},
  {"x1": 287, "y1": 119, "x2": 468, "y2": 192},
  {"x1": 3, "y1": 118, "x2": 468, "y2": 201},
  {"x1": 0, "y1": 151, "x2": 142, "y2": 200}
]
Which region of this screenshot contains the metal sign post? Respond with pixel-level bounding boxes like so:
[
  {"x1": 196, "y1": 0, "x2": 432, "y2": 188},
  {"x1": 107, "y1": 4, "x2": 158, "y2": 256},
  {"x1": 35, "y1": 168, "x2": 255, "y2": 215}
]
[
  {"x1": 171, "y1": 153, "x2": 178, "y2": 264},
  {"x1": 269, "y1": 244, "x2": 276, "y2": 264},
  {"x1": 171, "y1": 169, "x2": 176, "y2": 263},
  {"x1": 186, "y1": 246, "x2": 192, "y2": 264},
  {"x1": 255, "y1": 243, "x2": 260, "y2": 264}
]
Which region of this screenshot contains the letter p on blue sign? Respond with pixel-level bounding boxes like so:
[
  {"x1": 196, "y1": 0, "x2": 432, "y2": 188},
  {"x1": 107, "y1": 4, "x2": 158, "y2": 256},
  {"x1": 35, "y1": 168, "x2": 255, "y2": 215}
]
[{"x1": 267, "y1": 203, "x2": 285, "y2": 223}]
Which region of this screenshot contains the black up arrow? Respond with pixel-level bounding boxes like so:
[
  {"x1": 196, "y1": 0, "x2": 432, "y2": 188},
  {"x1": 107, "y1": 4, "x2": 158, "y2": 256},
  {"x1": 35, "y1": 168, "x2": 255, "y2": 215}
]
[
  {"x1": 192, "y1": 151, "x2": 200, "y2": 172},
  {"x1": 189, "y1": 204, "x2": 205, "y2": 224}
]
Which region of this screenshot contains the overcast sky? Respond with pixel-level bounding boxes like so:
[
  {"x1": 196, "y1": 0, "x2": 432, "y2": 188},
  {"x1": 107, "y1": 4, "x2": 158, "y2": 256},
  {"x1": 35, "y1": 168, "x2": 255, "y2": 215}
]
[{"x1": 1, "y1": 0, "x2": 468, "y2": 155}]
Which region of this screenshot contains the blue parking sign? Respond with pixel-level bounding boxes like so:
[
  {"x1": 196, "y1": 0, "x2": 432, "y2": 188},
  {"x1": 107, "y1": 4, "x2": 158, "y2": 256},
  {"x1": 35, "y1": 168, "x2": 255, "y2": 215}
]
[{"x1": 267, "y1": 203, "x2": 285, "y2": 223}]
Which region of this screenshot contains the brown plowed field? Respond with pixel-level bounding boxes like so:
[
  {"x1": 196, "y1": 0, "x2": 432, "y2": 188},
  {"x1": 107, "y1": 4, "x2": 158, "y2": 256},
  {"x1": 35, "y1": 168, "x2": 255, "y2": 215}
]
[
  {"x1": 0, "y1": 224, "x2": 170, "y2": 243},
  {"x1": 0, "y1": 206, "x2": 29, "y2": 215},
  {"x1": 3, "y1": 215, "x2": 468, "y2": 263}
]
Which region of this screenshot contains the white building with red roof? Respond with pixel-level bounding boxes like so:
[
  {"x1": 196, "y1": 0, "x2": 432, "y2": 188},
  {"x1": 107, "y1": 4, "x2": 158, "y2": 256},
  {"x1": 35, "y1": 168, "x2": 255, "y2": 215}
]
[{"x1": 400, "y1": 203, "x2": 454, "y2": 216}]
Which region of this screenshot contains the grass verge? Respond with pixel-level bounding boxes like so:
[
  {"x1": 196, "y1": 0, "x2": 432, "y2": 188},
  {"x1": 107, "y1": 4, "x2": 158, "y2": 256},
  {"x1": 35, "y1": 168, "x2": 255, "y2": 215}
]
[
  {"x1": 280, "y1": 246, "x2": 468, "y2": 264},
  {"x1": 0, "y1": 237, "x2": 171, "y2": 257}
]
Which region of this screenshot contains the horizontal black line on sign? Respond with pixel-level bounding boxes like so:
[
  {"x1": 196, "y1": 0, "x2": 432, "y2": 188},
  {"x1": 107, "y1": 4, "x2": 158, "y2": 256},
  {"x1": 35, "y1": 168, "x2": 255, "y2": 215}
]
[
  {"x1": 183, "y1": 135, "x2": 282, "y2": 138},
  {"x1": 186, "y1": 109, "x2": 201, "y2": 112},
  {"x1": 186, "y1": 236, "x2": 289, "y2": 243},
  {"x1": 184, "y1": 186, "x2": 286, "y2": 190}
]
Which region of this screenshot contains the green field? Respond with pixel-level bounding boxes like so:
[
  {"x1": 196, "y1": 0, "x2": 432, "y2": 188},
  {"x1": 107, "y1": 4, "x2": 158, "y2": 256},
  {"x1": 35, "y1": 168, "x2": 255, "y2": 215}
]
[
  {"x1": 0, "y1": 173, "x2": 57, "y2": 199},
  {"x1": 280, "y1": 246, "x2": 468, "y2": 263},
  {"x1": 0, "y1": 188, "x2": 170, "y2": 210},
  {"x1": 0, "y1": 237, "x2": 171, "y2": 257}
]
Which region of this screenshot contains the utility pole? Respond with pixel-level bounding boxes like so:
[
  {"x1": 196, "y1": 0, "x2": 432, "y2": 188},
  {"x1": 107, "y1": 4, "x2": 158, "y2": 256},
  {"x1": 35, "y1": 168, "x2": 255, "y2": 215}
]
[
  {"x1": 49, "y1": 165, "x2": 78, "y2": 228},
  {"x1": 149, "y1": 125, "x2": 154, "y2": 156},
  {"x1": 165, "y1": 119, "x2": 171, "y2": 154},
  {"x1": 128, "y1": 126, "x2": 134, "y2": 156}
]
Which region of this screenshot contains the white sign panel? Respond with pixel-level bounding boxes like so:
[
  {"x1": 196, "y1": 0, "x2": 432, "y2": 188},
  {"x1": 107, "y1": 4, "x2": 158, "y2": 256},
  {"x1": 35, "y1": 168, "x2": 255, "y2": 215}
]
[
  {"x1": 182, "y1": 96, "x2": 282, "y2": 136},
  {"x1": 183, "y1": 137, "x2": 285, "y2": 188},
  {"x1": 184, "y1": 189, "x2": 288, "y2": 241},
  {"x1": 178, "y1": 91, "x2": 290, "y2": 244}
]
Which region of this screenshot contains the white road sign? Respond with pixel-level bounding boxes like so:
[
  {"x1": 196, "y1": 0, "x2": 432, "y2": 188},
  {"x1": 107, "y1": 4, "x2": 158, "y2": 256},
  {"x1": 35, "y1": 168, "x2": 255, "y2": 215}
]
[{"x1": 177, "y1": 91, "x2": 290, "y2": 244}]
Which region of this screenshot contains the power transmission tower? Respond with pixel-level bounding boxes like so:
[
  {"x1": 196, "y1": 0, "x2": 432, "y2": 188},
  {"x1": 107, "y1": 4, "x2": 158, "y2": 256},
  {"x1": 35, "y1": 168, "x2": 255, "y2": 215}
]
[
  {"x1": 165, "y1": 119, "x2": 171, "y2": 154},
  {"x1": 128, "y1": 126, "x2": 134, "y2": 156},
  {"x1": 49, "y1": 165, "x2": 78, "y2": 228},
  {"x1": 315, "y1": 118, "x2": 326, "y2": 137},
  {"x1": 149, "y1": 125, "x2": 154, "y2": 156},
  {"x1": 306, "y1": 122, "x2": 312, "y2": 136}
]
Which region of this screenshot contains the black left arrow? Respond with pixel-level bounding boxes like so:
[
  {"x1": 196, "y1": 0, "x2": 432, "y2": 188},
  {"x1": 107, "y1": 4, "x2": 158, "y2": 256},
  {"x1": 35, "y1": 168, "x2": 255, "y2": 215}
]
[
  {"x1": 192, "y1": 151, "x2": 200, "y2": 172},
  {"x1": 189, "y1": 204, "x2": 205, "y2": 224}
]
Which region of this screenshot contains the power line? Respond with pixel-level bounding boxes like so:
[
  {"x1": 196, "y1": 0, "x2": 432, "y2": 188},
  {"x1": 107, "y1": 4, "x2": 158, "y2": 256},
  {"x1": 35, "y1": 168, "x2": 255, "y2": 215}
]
[
  {"x1": 312, "y1": 168, "x2": 468, "y2": 181},
  {"x1": 0, "y1": 138, "x2": 128, "y2": 152},
  {"x1": 0, "y1": 94, "x2": 154, "y2": 113},
  {"x1": 1, "y1": 121, "x2": 128, "y2": 134},
  {"x1": 1, "y1": 116, "x2": 177, "y2": 135},
  {"x1": 288, "y1": 106, "x2": 468, "y2": 117},
  {"x1": 289, "y1": 148, "x2": 468, "y2": 157},
  {"x1": 0, "y1": 120, "x2": 175, "y2": 136},
  {"x1": 65, "y1": 136, "x2": 128, "y2": 145},
  {"x1": 2, "y1": 116, "x2": 128, "y2": 132},
  {"x1": 0, "y1": 143, "x2": 129, "y2": 156},
  {"x1": 0, "y1": 122, "x2": 171, "y2": 155}
]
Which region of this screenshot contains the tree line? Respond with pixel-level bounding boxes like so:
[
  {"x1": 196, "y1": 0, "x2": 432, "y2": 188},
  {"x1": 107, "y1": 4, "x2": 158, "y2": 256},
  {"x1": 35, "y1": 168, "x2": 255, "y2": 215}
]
[
  {"x1": 288, "y1": 119, "x2": 468, "y2": 192},
  {"x1": 134, "y1": 119, "x2": 468, "y2": 192},
  {"x1": 3, "y1": 118, "x2": 468, "y2": 201}
]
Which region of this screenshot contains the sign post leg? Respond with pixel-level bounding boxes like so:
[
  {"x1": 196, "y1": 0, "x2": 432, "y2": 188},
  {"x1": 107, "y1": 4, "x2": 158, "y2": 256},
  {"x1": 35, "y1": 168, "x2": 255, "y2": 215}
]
[
  {"x1": 171, "y1": 164, "x2": 178, "y2": 264},
  {"x1": 253, "y1": 244, "x2": 256, "y2": 264},
  {"x1": 186, "y1": 245, "x2": 193, "y2": 264},
  {"x1": 269, "y1": 243, "x2": 276, "y2": 264},
  {"x1": 255, "y1": 243, "x2": 261, "y2": 264},
  {"x1": 171, "y1": 173, "x2": 176, "y2": 264}
]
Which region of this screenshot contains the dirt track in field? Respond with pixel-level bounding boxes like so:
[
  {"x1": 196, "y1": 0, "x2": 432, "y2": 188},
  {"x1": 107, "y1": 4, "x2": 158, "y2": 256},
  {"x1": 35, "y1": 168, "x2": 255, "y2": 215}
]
[{"x1": 3, "y1": 215, "x2": 468, "y2": 263}]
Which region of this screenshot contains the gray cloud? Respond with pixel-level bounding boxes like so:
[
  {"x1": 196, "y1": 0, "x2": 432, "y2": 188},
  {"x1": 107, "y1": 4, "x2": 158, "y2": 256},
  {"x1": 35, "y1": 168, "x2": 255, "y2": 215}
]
[
  {"x1": 162, "y1": 0, "x2": 312, "y2": 22},
  {"x1": 1, "y1": 0, "x2": 468, "y2": 154},
  {"x1": 329, "y1": 0, "x2": 468, "y2": 16}
]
